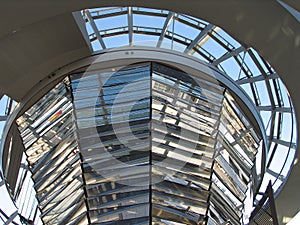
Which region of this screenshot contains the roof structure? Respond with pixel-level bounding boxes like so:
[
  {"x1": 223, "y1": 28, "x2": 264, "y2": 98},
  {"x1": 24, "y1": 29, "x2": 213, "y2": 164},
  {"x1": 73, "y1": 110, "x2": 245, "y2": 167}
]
[{"x1": 0, "y1": 1, "x2": 299, "y2": 224}]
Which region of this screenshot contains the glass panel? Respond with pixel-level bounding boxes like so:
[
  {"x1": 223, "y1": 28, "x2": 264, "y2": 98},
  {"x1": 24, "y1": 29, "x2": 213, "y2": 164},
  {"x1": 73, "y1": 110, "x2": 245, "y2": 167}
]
[
  {"x1": 16, "y1": 80, "x2": 87, "y2": 224},
  {"x1": 151, "y1": 63, "x2": 223, "y2": 223},
  {"x1": 71, "y1": 63, "x2": 151, "y2": 224}
]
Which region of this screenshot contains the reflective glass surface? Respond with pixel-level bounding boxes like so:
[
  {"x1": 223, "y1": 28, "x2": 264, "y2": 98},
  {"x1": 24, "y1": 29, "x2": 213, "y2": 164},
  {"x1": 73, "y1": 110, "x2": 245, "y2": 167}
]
[{"x1": 76, "y1": 7, "x2": 297, "y2": 200}]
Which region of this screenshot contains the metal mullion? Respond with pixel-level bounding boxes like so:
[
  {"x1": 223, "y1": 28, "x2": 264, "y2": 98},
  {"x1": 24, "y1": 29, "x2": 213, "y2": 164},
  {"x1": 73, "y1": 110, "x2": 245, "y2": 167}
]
[
  {"x1": 94, "y1": 27, "x2": 128, "y2": 39},
  {"x1": 184, "y1": 24, "x2": 216, "y2": 54},
  {"x1": 157, "y1": 12, "x2": 175, "y2": 48},
  {"x1": 133, "y1": 8, "x2": 168, "y2": 18},
  {"x1": 234, "y1": 54, "x2": 253, "y2": 78},
  {"x1": 89, "y1": 8, "x2": 127, "y2": 20},
  {"x1": 205, "y1": 89, "x2": 224, "y2": 223},
  {"x1": 272, "y1": 78, "x2": 284, "y2": 106},
  {"x1": 268, "y1": 104, "x2": 282, "y2": 165},
  {"x1": 193, "y1": 46, "x2": 216, "y2": 63},
  {"x1": 85, "y1": 10, "x2": 106, "y2": 49},
  {"x1": 3, "y1": 211, "x2": 18, "y2": 225},
  {"x1": 69, "y1": 76, "x2": 100, "y2": 225},
  {"x1": 134, "y1": 25, "x2": 163, "y2": 34},
  {"x1": 266, "y1": 110, "x2": 277, "y2": 152},
  {"x1": 0, "y1": 115, "x2": 7, "y2": 121},
  {"x1": 257, "y1": 105, "x2": 292, "y2": 113},
  {"x1": 128, "y1": 7, "x2": 133, "y2": 46},
  {"x1": 163, "y1": 31, "x2": 192, "y2": 47},
  {"x1": 176, "y1": 16, "x2": 206, "y2": 31},
  {"x1": 0, "y1": 208, "x2": 9, "y2": 222},
  {"x1": 236, "y1": 73, "x2": 278, "y2": 85},
  {"x1": 73, "y1": 11, "x2": 93, "y2": 52},
  {"x1": 212, "y1": 46, "x2": 245, "y2": 66},
  {"x1": 266, "y1": 168, "x2": 282, "y2": 180},
  {"x1": 248, "y1": 49, "x2": 276, "y2": 108},
  {"x1": 234, "y1": 54, "x2": 260, "y2": 106},
  {"x1": 149, "y1": 62, "x2": 153, "y2": 224},
  {"x1": 272, "y1": 137, "x2": 296, "y2": 149},
  {"x1": 208, "y1": 30, "x2": 234, "y2": 52}
]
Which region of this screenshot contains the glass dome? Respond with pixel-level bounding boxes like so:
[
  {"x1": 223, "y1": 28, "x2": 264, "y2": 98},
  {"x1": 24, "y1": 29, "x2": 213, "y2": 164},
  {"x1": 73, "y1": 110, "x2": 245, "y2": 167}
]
[
  {"x1": 0, "y1": 5, "x2": 297, "y2": 225},
  {"x1": 74, "y1": 6, "x2": 297, "y2": 199}
]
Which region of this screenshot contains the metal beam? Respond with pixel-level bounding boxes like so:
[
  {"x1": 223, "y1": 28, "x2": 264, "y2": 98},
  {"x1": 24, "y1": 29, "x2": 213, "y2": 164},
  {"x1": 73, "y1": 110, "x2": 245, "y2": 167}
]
[
  {"x1": 272, "y1": 138, "x2": 297, "y2": 149},
  {"x1": 277, "y1": 0, "x2": 300, "y2": 22},
  {"x1": 72, "y1": 11, "x2": 93, "y2": 52},
  {"x1": 84, "y1": 10, "x2": 106, "y2": 49},
  {"x1": 257, "y1": 105, "x2": 292, "y2": 113},
  {"x1": 248, "y1": 50, "x2": 276, "y2": 102},
  {"x1": 211, "y1": 46, "x2": 245, "y2": 66},
  {"x1": 184, "y1": 23, "x2": 215, "y2": 54},
  {"x1": 0, "y1": 116, "x2": 7, "y2": 121},
  {"x1": 157, "y1": 12, "x2": 175, "y2": 48},
  {"x1": 128, "y1": 7, "x2": 133, "y2": 46},
  {"x1": 4, "y1": 211, "x2": 18, "y2": 225},
  {"x1": 266, "y1": 168, "x2": 284, "y2": 181},
  {"x1": 236, "y1": 73, "x2": 278, "y2": 85}
]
